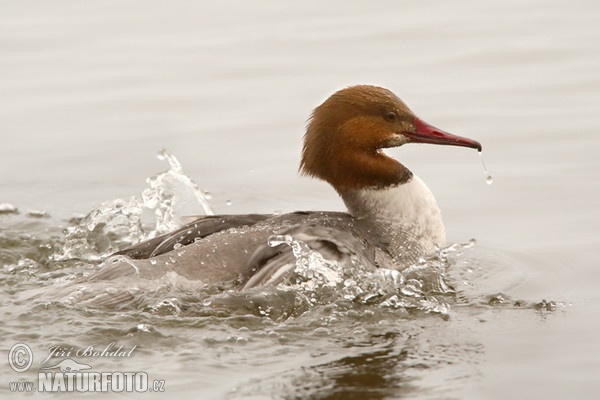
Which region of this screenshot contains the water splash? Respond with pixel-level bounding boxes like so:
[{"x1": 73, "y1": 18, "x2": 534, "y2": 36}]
[
  {"x1": 267, "y1": 234, "x2": 456, "y2": 316},
  {"x1": 53, "y1": 149, "x2": 214, "y2": 262},
  {"x1": 478, "y1": 150, "x2": 493, "y2": 185},
  {"x1": 54, "y1": 197, "x2": 145, "y2": 262},
  {"x1": 268, "y1": 235, "x2": 344, "y2": 290},
  {"x1": 142, "y1": 149, "x2": 214, "y2": 235}
]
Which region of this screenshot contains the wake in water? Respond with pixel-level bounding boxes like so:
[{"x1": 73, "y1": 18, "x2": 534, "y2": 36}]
[{"x1": 7, "y1": 150, "x2": 556, "y2": 321}]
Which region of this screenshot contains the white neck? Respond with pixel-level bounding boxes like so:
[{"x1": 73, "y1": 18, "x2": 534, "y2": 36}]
[{"x1": 341, "y1": 175, "x2": 446, "y2": 254}]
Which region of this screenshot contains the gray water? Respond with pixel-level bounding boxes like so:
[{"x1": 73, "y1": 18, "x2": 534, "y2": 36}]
[{"x1": 2, "y1": 0, "x2": 599, "y2": 398}]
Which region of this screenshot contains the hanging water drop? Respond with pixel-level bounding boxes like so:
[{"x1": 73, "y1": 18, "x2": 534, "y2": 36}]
[{"x1": 478, "y1": 150, "x2": 493, "y2": 185}]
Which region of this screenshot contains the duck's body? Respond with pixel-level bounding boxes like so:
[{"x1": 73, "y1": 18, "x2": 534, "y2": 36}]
[{"x1": 80, "y1": 85, "x2": 481, "y2": 293}]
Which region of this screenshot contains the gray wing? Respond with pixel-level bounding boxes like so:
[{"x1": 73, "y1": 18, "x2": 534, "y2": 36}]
[
  {"x1": 114, "y1": 214, "x2": 272, "y2": 259},
  {"x1": 87, "y1": 212, "x2": 403, "y2": 294}
]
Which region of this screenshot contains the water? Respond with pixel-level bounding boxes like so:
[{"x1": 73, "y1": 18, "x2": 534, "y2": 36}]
[
  {"x1": 478, "y1": 151, "x2": 493, "y2": 185},
  {"x1": 2, "y1": 0, "x2": 600, "y2": 398}
]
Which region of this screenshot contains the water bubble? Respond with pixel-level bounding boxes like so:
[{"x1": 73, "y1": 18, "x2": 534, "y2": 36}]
[
  {"x1": 344, "y1": 278, "x2": 357, "y2": 287},
  {"x1": 258, "y1": 306, "x2": 270, "y2": 316},
  {"x1": 135, "y1": 324, "x2": 152, "y2": 333},
  {"x1": 312, "y1": 327, "x2": 330, "y2": 336},
  {"x1": 380, "y1": 295, "x2": 402, "y2": 308}
]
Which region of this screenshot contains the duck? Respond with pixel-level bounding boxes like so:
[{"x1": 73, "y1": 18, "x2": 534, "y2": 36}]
[{"x1": 81, "y1": 85, "x2": 481, "y2": 293}]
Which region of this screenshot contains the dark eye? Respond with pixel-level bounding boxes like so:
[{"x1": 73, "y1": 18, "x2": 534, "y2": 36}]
[{"x1": 385, "y1": 111, "x2": 398, "y2": 122}]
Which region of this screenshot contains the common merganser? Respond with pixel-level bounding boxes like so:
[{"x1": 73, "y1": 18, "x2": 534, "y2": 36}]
[{"x1": 84, "y1": 85, "x2": 481, "y2": 291}]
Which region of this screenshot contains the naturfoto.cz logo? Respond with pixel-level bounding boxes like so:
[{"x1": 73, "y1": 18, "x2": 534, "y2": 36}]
[{"x1": 7, "y1": 343, "x2": 166, "y2": 393}]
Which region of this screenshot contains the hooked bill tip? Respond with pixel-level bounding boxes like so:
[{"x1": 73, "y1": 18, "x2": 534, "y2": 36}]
[{"x1": 410, "y1": 118, "x2": 482, "y2": 152}]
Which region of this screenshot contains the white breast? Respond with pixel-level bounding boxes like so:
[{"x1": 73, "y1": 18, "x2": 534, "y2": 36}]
[{"x1": 341, "y1": 175, "x2": 446, "y2": 254}]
